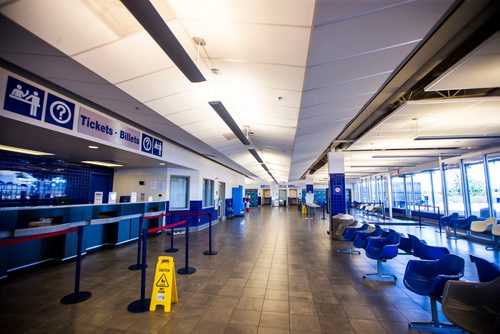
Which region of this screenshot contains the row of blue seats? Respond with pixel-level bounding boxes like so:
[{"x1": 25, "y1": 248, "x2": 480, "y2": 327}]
[
  {"x1": 442, "y1": 214, "x2": 500, "y2": 250},
  {"x1": 337, "y1": 224, "x2": 500, "y2": 332}
]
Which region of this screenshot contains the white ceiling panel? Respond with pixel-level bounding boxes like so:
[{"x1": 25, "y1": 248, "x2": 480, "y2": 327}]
[
  {"x1": 74, "y1": 31, "x2": 174, "y2": 84},
  {"x1": 350, "y1": 97, "x2": 500, "y2": 151},
  {"x1": 303, "y1": 41, "x2": 418, "y2": 90},
  {"x1": 145, "y1": 87, "x2": 210, "y2": 116},
  {"x1": 2, "y1": 0, "x2": 120, "y2": 55},
  {"x1": 314, "y1": 0, "x2": 405, "y2": 26},
  {"x1": 181, "y1": 21, "x2": 310, "y2": 66},
  {"x1": 210, "y1": 60, "x2": 306, "y2": 92},
  {"x1": 167, "y1": 0, "x2": 314, "y2": 26},
  {"x1": 426, "y1": 31, "x2": 500, "y2": 91},
  {"x1": 301, "y1": 72, "x2": 390, "y2": 107},
  {"x1": 309, "y1": 0, "x2": 454, "y2": 66},
  {"x1": 116, "y1": 67, "x2": 194, "y2": 103}
]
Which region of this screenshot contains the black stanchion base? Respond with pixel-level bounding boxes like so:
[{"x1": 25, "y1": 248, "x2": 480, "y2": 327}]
[
  {"x1": 128, "y1": 264, "x2": 147, "y2": 271},
  {"x1": 177, "y1": 267, "x2": 196, "y2": 275},
  {"x1": 165, "y1": 248, "x2": 179, "y2": 253},
  {"x1": 60, "y1": 291, "x2": 91, "y2": 305},
  {"x1": 127, "y1": 299, "x2": 151, "y2": 313},
  {"x1": 203, "y1": 250, "x2": 218, "y2": 256}
]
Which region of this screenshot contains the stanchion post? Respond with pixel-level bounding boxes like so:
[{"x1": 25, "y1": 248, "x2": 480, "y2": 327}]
[
  {"x1": 165, "y1": 213, "x2": 178, "y2": 253},
  {"x1": 203, "y1": 212, "x2": 217, "y2": 256},
  {"x1": 437, "y1": 207, "x2": 443, "y2": 234},
  {"x1": 418, "y1": 205, "x2": 423, "y2": 229},
  {"x1": 127, "y1": 228, "x2": 151, "y2": 313},
  {"x1": 321, "y1": 204, "x2": 326, "y2": 220},
  {"x1": 129, "y1": 216, "x2": 146, "y2": 270},
  {"x1": 177, "y1": 216, "x2": 196, "y2": 275},
  {"x1": 61, "y1": 225, "x2": 91, "y2": 304}
]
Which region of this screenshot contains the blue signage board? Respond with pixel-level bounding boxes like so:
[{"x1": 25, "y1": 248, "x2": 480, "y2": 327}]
[
  {"x1": 3, "y1": 76, "x2": 45, "y2": 121},
  {"x1": 44, "y1": 93, "x2": 75, "y2": 130},
  {"x1": 141, "y1": 134, "x2": 153, "y2": 154},
  {"x1": 153, "y1": 138, "x2": 163, "y2": 157}
]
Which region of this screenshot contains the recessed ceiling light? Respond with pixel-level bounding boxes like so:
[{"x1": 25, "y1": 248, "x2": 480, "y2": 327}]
[
  {"x1": 88, "y1": 145, "x2": 99, "y2": 149},
  {"x1": 159, "y1": 162, "x2": 166, "y2": 166},
  {"x1": 0, "y1": 144, "x2": 54, "y2": 156},
  {"x1": 81, "y1": 161, "x2": 123, "y2": 167}
]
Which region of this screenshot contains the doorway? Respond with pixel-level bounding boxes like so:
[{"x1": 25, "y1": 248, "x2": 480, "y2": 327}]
[
  {"x1": 263, "y1": 189, "x2": 271, "y2": 205},
  {"x1": 218, "y1": 182, "x2": 225, "y2": 219},
  {"x1": 279, "y1": 189, "x2": 287, "y2": 206}
]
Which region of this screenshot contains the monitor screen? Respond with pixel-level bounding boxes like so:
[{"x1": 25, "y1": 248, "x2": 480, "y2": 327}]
[{"x1": 119, "y1": 195, "x2": 131, "y2": 203}]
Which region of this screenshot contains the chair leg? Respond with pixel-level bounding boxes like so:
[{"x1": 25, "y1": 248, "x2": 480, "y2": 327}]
[
  {"x1": 337, "y1": 241, "x2": 361, "y2": 255},
  {"x1": 363, "y1": 259, "x2": 397, "y2": 281},
  {"x1": 408, "y1": 297, "x2": 456, "y2": 329},
  {"x1": 447, "y1": 225, "x2": 459, "y2": 240},
  {"x1": 486, "y1": 235, "x2": 499, "y2": 251}
]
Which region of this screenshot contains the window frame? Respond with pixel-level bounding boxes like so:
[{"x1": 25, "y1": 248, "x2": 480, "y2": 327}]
[{"x1": 169, "y1": 175, "x2": 190, "y2": 210}]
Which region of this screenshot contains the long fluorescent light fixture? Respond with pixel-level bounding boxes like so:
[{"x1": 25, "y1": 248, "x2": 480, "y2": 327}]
[
  {"x1": 121, "y1": 0, "x2": 205, "y2": 83},
  {"x1": 82, "y1": 161, "x2": 124, "y2": 168},
  {"x1": 0, "y1": 144, "x2": 54, "y2": 156},
  {"x1": 372, "y1": 154, "x2": 457, "y2": 158},
  {"x1": 209, "y1": 101, "x2": 251, "y2": 145},
  {"x1": 415, "y1": 135, "x2": 500, "y2": 140},
  {"x1": 248, "y1": 148, "x2": 264, "y2": 163}
]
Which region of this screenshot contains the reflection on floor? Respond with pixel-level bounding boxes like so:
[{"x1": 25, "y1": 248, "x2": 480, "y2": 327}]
[{"x1": 0, "y1": 206, "x2": 498, "y2": 333}]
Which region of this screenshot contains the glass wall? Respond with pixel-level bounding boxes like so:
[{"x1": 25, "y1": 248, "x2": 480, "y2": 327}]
[
  {"x1": 464, "y1": 157, "x2": 488, "y2": 217},
  {"x1": 412, "y1": 172, "x2": 432, "y2": 210},
  {"x1": 431, "y1": 170, "x2": 444, "y2": 213},
  {"x1": 391, "y1": 176, "x2": 405, "y2": 209},
  {"x1": 444, "y1": 164, "x2": 465, "y2": 215},
  {"x1": 487, "y1": 154, "x2": 500, "y2": 218}
]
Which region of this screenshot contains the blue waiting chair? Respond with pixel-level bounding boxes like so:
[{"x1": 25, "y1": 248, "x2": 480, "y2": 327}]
[
  {"x1": 363, "y1": 231, "x2": 401, "y2": 281},
  {"x1": 398, "y1": 234, "x2": 413, "y2": 255},
  {"x1": 408, "y1": 234, "x2": 450, "y2": 260},
  {"x1": 470, "y1": 255, "x2": 500, "y2": 282},
  {"x1": 352, "y1": 226, "x2": 383, "y2": 249},
  {"x1": 403, "y1": 254, "x2": 465, "y2": 330},
  {"x1": 337, "y1": 224, "x2": 369, "y2": 255},
  {"x1": 442, "y1": 277, "x2": 500, "y2": 334}
]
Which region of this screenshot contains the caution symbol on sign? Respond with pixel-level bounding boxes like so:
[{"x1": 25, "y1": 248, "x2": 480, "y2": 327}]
[{"x1": 156, "y1": 274, "x2": 169, "y2": 287}]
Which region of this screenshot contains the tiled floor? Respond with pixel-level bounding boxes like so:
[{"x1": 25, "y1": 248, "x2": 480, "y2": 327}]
[{"x1": 0, "y1": 206, "x2": 498, "y2": 333}]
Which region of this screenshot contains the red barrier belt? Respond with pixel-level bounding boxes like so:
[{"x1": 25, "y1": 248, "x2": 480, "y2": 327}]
[
  {"x1": 147, "y1": 220, "x2": 187, "y2": 234},
  {"x1": 143, "y1": 212, "x2": 172, "y2": 220},
  {"x1": 0, "y1": 227, "x2": 78, "y2": 246}
]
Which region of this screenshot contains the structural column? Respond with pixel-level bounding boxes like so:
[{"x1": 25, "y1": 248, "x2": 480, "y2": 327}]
[{"x1": 328, "y1": 152, "x2": 346, "y2": 216}]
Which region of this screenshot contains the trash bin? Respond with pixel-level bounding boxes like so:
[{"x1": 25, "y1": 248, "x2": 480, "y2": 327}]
[{"x1": 330, "y1": 213, "x2": 355, "y2": 240}]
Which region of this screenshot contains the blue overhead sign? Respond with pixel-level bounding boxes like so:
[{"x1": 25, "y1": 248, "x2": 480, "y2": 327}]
[
  {"x1": 3, "y1": 76, "x2": 45, "y2": 121},
  {"x1": 1, "y1": 73, "x2": 164, "y2": 159},
  {"x1": 44, "y1": 93, "x2": 75, "y2": 130}
]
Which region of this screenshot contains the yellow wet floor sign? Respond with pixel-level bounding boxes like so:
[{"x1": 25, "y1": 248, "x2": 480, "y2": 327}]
[{"x1": 150, "y1": 256, "x2": 178, "y2": 312}]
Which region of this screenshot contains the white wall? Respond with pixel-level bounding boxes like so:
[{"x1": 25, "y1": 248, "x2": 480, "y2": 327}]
[
  {"x1": 113, "y1": 167, "x2": 168, "y2": 202},
  {"x1": 113, "y1": 142, "x2": 248, "y2": 204}
]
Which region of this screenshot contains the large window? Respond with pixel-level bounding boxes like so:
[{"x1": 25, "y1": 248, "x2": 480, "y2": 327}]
[
  {"x1": 444, "y1": 164, "x2": 465, "y2": 215},
  {"x1": 170, "y1": 176, "x2": 189, "y2": 209},
  {"x1": 202, "y1": 179, "x2": 214, "y2": 207},
  {"x1": 431, "y1": 170, "x2": 444, "y2": 213},
  {"x1": 391, "y1": 176, "x2": 405, "y2": 209},
  {"x1": 464, "y1": 157, "x2": 488, "y2": 217},
  {"x1": 487, "y1": 154, "x2": 500, "y2": 218},
  {"x1": 412, "y1": 172, "x2": 432, "y2": 211}
]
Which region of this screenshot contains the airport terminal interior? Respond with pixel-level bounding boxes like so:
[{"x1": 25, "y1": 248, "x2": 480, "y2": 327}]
[{"x1": 0, "y1": 0, "x2": 499, "y2": 333}]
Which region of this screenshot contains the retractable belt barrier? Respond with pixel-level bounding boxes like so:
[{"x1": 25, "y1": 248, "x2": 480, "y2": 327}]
[
  {"x1": 0, "y1": 226, "x2": 91, "y2": 305},
  {"x1": 174, "y1": 212, "x2": 217, "y2": 257},
  {"x1": 128, "y1": 219, "x2": 186, "y2": 313},
  {"x1": 129, "y1": 213, "x2": 173, "y2": 271}
]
